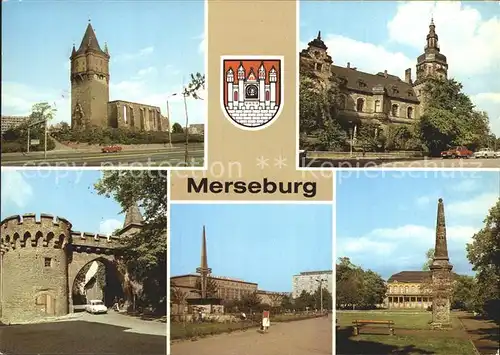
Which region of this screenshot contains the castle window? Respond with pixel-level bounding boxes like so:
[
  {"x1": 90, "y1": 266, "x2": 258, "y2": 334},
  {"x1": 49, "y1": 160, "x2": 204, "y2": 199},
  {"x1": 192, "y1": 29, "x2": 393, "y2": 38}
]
[
  {"x1": 407, "y1": 107, "x2": 413, "y2": 119},
  {"x1": 374, "y1": 100, "x2": 381, "y2": 113},
  {"x1": 44, "y1": 257, "x2": 52, "y2": 267},
  {"x1": 356, "y1": 98, "x2": 364, "y2": 112},
  {"x1": 265, "y1": 90, "x2": 270, "y2": 101},
  {"x1": 391, "y1": 104, "x2": 399, "y2": 116},
  {"x1": 234, "y1": 91, "x2": 238, "y2": 102},
  {"x1": 317, "y1": 63, "x2": 323, "y2": 71}
]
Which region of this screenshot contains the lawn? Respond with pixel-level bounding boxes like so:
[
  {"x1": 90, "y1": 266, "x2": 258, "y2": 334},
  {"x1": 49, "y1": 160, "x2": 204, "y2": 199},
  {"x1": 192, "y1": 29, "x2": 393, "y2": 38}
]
[
  {"x1": 337, "y1": 310, "x2": 462, "y2": 329},
  {"x1": 336, "y1": 310, "x2": 475, "y2": 355}
]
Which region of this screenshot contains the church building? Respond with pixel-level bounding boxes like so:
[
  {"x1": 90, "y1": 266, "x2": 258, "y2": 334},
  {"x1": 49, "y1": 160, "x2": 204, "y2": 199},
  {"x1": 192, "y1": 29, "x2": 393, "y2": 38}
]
[
  {"x1": 300, "y1": 19, "x2": 448, "y2": 138},
  {"x1": 70, "y1": 22, "x2": 169, "y2": 132}
]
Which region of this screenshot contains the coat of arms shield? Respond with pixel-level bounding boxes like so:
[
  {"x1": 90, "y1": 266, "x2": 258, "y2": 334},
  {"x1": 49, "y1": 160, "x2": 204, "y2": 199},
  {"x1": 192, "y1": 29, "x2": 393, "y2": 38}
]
[{"x1": 221, "y1": 56, "x2": 284, "y2": 130}]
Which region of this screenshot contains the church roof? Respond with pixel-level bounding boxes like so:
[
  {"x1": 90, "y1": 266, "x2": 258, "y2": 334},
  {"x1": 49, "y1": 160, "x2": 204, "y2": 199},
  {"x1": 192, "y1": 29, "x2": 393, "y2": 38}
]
[
  {"x1": 123, "y1": 203, "x2": 143, "y2": 228},
  {"x1": 331, "y1": 65, "x2": 420, "y2": 103},
  {"x1": 75, "y1": 23, "x2": 106, "y2": 56}
]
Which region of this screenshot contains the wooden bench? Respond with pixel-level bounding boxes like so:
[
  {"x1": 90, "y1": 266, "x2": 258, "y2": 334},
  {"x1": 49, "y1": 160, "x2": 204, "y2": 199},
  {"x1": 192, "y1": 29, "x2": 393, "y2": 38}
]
[{"x1": 352, "y1": 319, "x2": 395, "y2": 336}]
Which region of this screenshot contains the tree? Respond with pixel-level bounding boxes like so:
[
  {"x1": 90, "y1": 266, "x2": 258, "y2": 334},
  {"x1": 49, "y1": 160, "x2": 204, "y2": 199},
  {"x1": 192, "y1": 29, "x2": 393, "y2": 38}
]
[
  {"x1": 93, "y1": 170, "x2": 168, "y2": 314},
  {"x1": 171, "y1": 122, "x2": 184, "y2": 133},
  {"x1": 356, "y1": 122, "x2": 385, "y2": 152},
  {"x1": 417, "y1": 78, "x2": 492, "y2": 155},
  {"x1": 240, "y1": 292, "x2": 262, "y2": 313},
  {"x1": 360, "y1": 270, "x2": 387, "y2": 308},
  {"x1": 194, "y1": 276, "x2": 219, "y2": 298},
  {"x1": 451, "y1": 275, "x2": 477, "y2": 311},
  {"x1": 466, "y1": 198, "x2": 500, "y2": 319},
  {"x1": 299, "y1": 64, "x2": 347, "y2": 151},
  {"x1": 183, "y1": 72, "x2": 205, "y2": 100},
  {"x1": 30, "y1": 102, "x2": 57, "y2": 125},
  {"x1": 422, "y1": 248, "x2": 435, "y2": 271},
  {"x1": 313, "y1": 286, "x2": 333, "y2": 311}
]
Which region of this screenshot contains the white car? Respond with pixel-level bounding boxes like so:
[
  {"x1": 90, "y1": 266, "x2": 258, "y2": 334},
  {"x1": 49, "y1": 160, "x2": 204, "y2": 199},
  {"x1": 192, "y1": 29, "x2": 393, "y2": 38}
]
[
  {"x1": 495, "y1": 151, "x2": 500, "y2": 158},
  {"x1": 473, "y1": 148, "x2": 496, "y2": 159},
  {"x1": 85, "y1": 300, "x2": 108, "y2": 314}
]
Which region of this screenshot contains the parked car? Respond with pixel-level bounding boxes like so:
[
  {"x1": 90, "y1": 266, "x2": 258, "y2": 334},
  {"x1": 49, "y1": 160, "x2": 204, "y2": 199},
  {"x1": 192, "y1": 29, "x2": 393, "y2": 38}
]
[
  {"x1": 85, "y1": 300, "x2": 108, "y2": 314},
  {"x1": 440, "y1": 146, "x2": 473, "y2": 159},
  {"x1": 101, "y1": 145, "x2": 122, "y2": 153},
  {"x1": 495, "y1": 151, "x2": 500, "y2": 158},
  {"x1": 473, "y1": 148, "x2": 496, "y2": 159}
]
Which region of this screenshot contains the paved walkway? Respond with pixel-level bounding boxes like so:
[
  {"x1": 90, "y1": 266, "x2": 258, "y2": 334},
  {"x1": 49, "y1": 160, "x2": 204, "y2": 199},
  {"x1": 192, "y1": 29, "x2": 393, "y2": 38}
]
[
  {"x1": 170, "y1": 316, "x2": 332, "y2": 355},
  {"x1": 459, "y1": 313, "x2": 499, "y2": 355},
  {"x1": 76, "y1": 312, "x2": 167, "y2": 337}
]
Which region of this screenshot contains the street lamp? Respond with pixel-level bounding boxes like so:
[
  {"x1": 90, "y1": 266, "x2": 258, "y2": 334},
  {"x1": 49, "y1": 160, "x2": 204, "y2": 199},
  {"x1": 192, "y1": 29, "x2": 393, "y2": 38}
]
[
  {"x1": 183, "y1": 90, "x2": 189, "y2": 165},
  {"x1": 348, "y1": 121, "x2": 354, "y2": 156},
  {"x1": 167, "y1": 93, "x2": 178, "y2": 148},
  {"x1": 316, "y1": 277, "x2": 327, "y2": 314}
]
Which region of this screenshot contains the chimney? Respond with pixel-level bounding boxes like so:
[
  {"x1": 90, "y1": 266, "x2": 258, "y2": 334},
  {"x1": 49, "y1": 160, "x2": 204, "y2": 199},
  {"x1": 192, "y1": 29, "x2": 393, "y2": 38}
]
[
  {"x1": 384, "y1": 70, "x2": 388, "y2": 78},
  {"x1": 347, "y1": 62, "x2": 350, "y2": 69},
  {"x1": 405, "y1": 68, "x2": 412, "y2": 84}
]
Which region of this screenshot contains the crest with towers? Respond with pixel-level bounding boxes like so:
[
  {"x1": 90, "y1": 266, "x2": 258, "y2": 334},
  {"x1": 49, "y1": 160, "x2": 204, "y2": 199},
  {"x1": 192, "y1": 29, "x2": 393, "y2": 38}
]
[{"x1": 221, "y1": 56, "x2": 283, "y2": 130}]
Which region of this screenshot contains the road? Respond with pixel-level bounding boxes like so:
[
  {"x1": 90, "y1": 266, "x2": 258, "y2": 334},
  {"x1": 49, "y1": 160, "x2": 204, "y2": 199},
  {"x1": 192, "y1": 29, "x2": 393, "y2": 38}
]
[
  {"x1": 302, "y1": 157, "x2": 500, "y2": 169},
  {"x1": 0, "y1": 312, "x2": 166, "y2": 355},
  {"x1": 170, "y1": 316, "x2": 332, "y2": 355},
  {"x1": 1, "y1": 146, "x2": 204, "y2": 167}
]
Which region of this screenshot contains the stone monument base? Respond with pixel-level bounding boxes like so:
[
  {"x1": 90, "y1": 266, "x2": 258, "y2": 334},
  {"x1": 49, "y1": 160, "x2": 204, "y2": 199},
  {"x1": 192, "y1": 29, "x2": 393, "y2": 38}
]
[{"x1": 430, "y1": 322, "x2": 452, "y2": 330}]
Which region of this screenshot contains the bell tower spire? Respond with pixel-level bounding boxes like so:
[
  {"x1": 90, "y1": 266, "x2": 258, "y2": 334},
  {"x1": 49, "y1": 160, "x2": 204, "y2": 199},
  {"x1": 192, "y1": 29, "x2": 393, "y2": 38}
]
[
  {"x1": 70, "y1": 21, "x2": 110, "y2": 130},
  {"x1": 415, "y1": 18, "x2": 448, "y2": 85}
]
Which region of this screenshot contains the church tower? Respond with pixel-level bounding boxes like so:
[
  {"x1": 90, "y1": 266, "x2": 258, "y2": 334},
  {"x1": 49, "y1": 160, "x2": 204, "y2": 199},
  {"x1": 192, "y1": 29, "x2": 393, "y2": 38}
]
[
  {"x1": 70, "y1": 21, "x2": 110, "y2": 130},
  {"x1": 413, "y1": 19, "x2": 449, "y2": 112},
  {"x1": 299, "y1": 31, "x2": 333, "y2": 77},
  {"x1": 117, "y1": 202, "x2": 144, "y2": 238}
]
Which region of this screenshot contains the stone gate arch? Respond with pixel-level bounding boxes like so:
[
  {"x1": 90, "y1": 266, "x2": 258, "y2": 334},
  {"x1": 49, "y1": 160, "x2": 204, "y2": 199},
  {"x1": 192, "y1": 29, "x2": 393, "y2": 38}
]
[{"x1": 68, "y1": 232, "x2": 125, "y2": 311}]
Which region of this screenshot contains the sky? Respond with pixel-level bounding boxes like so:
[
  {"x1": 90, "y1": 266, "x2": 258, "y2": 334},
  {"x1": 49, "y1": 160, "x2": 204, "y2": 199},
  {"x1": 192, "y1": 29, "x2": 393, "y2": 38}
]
[
  {"x1": 300, "y1": 1, "x2": 500, "y2": 136},
  {"x1": 2, "y1": 1, "x2": 205, "y2": 126},
  {"x1": 336, "y1": 170, "x2": 500, "y2": 280},
  {"x1": 0, "y1": 169, "x2": 131, "y2": 236},
  {"x1": 170, "y1": 203, "x2": 333, "y2": 292}
]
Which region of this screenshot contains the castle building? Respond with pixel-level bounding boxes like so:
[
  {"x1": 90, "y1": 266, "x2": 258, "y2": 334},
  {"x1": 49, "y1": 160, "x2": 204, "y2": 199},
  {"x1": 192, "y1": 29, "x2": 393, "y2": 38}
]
[
  {"x1": 0, "y1": 204, "x2": 143, "y2": 324},
  {"x1": 292, "y1": 270, "x2": 333, "y2": 299},
  {"x1": 224, "y1": 61, "x2": 278, "y2": 127},
  {"x1": 385, "y1": 271, "x2": 433, "y2": 309},
  {"x1": 70, "y1": 22, "x2": 169, "y2": 132},
  {"x1": 300, "y1": 19, "x2": 448, "y2": 138}
]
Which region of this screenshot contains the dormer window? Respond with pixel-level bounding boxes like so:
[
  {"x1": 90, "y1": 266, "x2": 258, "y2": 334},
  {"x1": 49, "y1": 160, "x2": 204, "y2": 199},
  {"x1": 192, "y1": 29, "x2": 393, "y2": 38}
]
[
  {"x1": 391, "y1": 86, "x2": 399, "y2": 95},
  {"x1": 407, "y1": 90, "x2": 414, "y2": 97},
  {"x1": 357, "y1": 79, "x2": 367, "y2": 88}
]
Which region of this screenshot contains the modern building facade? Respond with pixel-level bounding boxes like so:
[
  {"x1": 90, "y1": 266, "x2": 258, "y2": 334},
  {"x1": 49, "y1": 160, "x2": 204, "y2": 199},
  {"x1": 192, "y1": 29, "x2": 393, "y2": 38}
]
[
  {"x1": 70, "y1": 22, "x2": 169, "y2": 132},
  {"x1": 170, "y1": 226, "x2": 287, "y2": 305},
  {"x1": 1, "y1": 116, "x2": 30, "y2": 136},
  {"x1": 300, "y1": 19, "x2": 448, "y2": 138},
  {"x1": 292, "y1": 270, "x2": 333, "y2": 299}
]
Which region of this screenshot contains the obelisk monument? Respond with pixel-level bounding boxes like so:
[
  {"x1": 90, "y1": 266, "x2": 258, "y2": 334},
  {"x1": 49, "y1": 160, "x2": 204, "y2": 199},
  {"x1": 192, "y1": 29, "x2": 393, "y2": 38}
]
[
  {"x1": 430, "y1": 198, "x2": 453, "y2": 328},
  {"x1": 196, "y1": 225, "x2": 212, "y2": 299}
]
